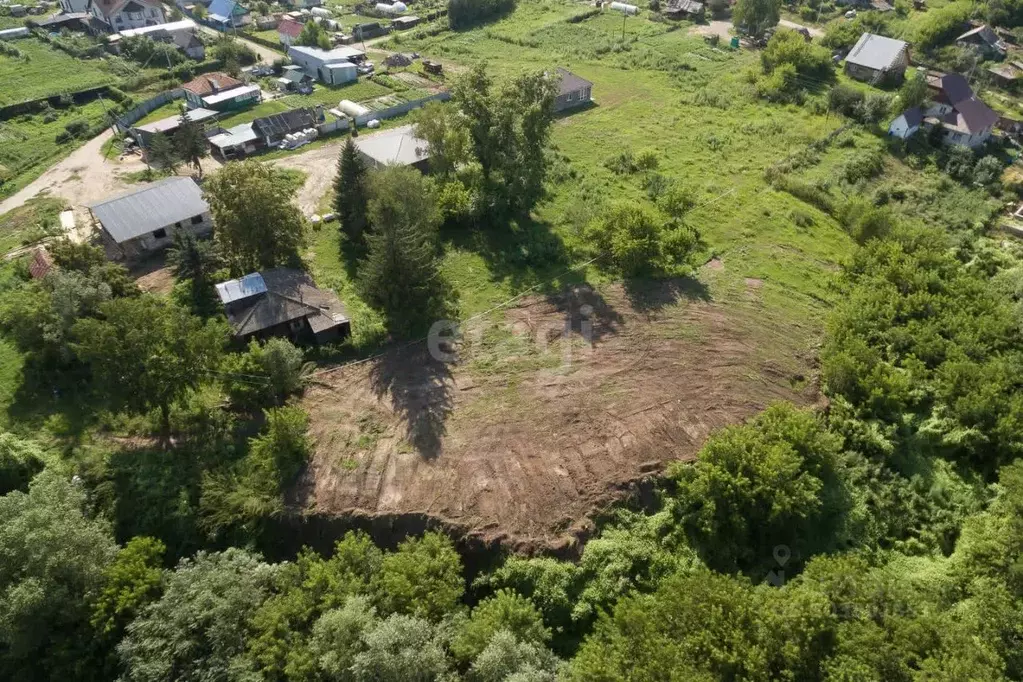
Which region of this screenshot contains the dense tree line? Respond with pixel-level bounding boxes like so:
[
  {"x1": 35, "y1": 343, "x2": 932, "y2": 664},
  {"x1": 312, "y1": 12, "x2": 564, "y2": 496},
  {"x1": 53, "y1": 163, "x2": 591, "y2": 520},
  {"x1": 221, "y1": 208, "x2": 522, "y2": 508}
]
[{"x1": 448, "y1": 0, "x2": 516, "y2": 30}]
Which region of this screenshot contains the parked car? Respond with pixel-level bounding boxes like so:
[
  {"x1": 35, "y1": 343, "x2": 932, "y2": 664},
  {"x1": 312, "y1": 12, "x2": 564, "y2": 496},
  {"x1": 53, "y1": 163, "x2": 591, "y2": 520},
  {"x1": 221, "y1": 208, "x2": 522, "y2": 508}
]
[{"x1": 357, "y1": 62, "x2": 375, "y2": 75}]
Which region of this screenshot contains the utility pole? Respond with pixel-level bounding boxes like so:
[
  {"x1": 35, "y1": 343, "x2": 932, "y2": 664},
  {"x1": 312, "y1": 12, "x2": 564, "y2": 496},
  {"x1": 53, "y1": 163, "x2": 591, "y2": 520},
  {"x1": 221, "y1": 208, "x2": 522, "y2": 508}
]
[{"x1": 621, "y1": 12, "x2": 626, "y2": 41}]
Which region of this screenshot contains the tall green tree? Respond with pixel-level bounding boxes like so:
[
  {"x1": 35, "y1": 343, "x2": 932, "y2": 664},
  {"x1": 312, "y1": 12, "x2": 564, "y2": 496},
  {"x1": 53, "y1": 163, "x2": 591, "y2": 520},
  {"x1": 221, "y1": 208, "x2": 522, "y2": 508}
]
[
  {"x1": 732, "y1": 0, "x2": 781, "y2": 38},
  {"x1": 334, "y1": 137, "x2": 370, "y2": 246},
  {"x1": 898, "y1": 70, "x2": 930, "y2": 110},
  {"x1": 173, "y1": 108, "x2": 209, "y2": 177},
  {"x1": 146, "y1": 132, "x2": 179, "y2": 173},
  {"x1": 357, "y1": 166, "x2": 448, "y2": 338},
  {"x1": 669, "y1": 402, "x2": 847, "y2": 575},
  {"x1": 449, "y1": 63, "x2": 558, "y2": 217},
  {"x1": 374, "y1": 532, "x2": 464, "y2": 622},
  {"x1": 72, "y1": 296, "x2": 226, "y2": 437},
  {"x1": 0, "y1": 472, "x2": 118, "y2": 682},
  {"x1": 298, "y1": 19, "x2": 330, "y2": 49},
  {"x1": 117, "y1": 549, "x2": 278, "y2": 682},
  {"x1": 203, "y1": 160, "x2": 306, "y2": 275},
  {"x1": 91, "y1": 537, "x2": 166, "y2": 639},
  {"x1": 168, "y1": 229, "x2": 220, "y2": 314}
]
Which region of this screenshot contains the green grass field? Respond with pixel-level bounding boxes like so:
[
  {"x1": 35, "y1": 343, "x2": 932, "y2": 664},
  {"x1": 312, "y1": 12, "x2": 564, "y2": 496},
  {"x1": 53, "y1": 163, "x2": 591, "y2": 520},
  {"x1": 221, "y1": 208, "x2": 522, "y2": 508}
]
[
  {"x1": 362, "y1": 2, "x2": 854, "y2": 325},
  {"x1": 0, "y1": 38, "x2": 116, "y2": 106},
  {"x1": 298, "y1": 0, "x2": 999, "y2": 342}
]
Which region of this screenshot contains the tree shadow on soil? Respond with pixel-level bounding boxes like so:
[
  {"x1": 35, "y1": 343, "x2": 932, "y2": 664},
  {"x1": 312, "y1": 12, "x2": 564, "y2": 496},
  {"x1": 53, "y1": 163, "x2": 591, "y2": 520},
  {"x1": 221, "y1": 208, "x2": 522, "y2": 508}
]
[
  {"x1": 542, "y1": 283, "x2": 626, "y2": 345},
  {"x1": 369, "y1": 344, "x2": 454, "y2": 460},
  {"x1": 623, "y1": 276, "x2": 711, "y2": 316}
]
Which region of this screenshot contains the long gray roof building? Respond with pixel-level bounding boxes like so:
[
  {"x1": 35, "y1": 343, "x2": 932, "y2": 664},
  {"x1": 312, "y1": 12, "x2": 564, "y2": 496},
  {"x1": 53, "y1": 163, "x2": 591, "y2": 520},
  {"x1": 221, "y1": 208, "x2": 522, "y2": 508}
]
[
  {"x1": 88, "y1": 177, "x2": 209, "y2": 244},
  {"x1": 845, "y1": 33, "x2": 909, "y2": 72}
]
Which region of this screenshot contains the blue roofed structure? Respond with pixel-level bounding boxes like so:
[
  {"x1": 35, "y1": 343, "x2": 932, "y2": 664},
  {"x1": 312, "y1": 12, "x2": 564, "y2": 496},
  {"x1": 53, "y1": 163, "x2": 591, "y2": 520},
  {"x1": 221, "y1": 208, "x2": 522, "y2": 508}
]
[{"x1": 207, "y1": 0, "x2": 250, "y2": 28}]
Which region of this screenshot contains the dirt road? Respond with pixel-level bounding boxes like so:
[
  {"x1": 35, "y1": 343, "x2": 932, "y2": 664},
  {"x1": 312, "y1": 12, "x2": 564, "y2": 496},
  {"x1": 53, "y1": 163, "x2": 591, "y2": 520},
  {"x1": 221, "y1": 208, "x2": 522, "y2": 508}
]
[
  {"x1": 688, "y1": 19, "x2": 732, "y2": 40},
  {"x1": 690, "y1": 19, "x2": 824, "y2": 40},
  {"x1": 778, "y1": 19, "x2": 825, "y2": 38},
  {"x1": 274, "y1": 142, "x2": 343, "y2": 216},
  {"x1": 0, "y1": 130, "x2": 139, "y2": 219}
]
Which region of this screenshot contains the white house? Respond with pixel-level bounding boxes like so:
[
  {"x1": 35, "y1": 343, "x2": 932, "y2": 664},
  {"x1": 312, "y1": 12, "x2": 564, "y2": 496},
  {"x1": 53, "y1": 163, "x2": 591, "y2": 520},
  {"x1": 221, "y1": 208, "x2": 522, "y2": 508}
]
[
  {"x1": 888, "y1": 73, "x2": 1000, "y2": 148},
  {"x1": 287, "y1": 44, "x2": 365, "y2": 84},
  {"x1": 89, "y1": 0, "x2": 165, "y2": 30},
  {"x1": 924, "y1": 73, "x2": 999, "y2": 148},
  {"x1": 888, "y1": 106, "x2": 922, "y2": 140},
  {"x1": 117, "y1": 19, "x2": 205, "y2": 59}
]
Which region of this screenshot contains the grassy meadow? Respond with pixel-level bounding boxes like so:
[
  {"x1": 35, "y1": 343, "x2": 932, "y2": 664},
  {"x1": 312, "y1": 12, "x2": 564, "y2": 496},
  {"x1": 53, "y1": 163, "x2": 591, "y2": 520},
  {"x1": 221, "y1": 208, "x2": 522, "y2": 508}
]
[
  {"x1": 0, "y1": 37, "x2": 115, "y2": 106},
  {"x1": 298, "y1": 0, "x2": 1004, "y2": 355},
  {"x1": 302, "y1": 1, "x2": 858, "y2": 338}
]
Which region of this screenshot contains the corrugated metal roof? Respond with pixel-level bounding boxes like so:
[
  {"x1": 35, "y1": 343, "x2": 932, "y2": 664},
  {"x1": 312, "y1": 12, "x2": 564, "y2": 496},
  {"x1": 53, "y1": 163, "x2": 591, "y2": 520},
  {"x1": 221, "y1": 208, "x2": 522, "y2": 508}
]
[
  {"x1": 846, "y1": 33, "x2": 907, "y2": 72},
  {"x1": 253, "y1": 108, "x2": 317, "y2": 139},
  {"x1": 354, "y1": 124, "x2": 429, "y2": 167},
  {"x1": 89, "y1": 177, "x2": 209, "y2": 244},
  {"x1": 201, "y1": 84, "x2": 260, "y2": 106},
  {"x1": 288, "y1": 44, "x2": 365, "y2": 64},
  {"x1": 215, "y1": 272, "x2": 267, "y2": 304},
  {"x1": 135, "y1": 107, "x2": 218, "y2": 134},
  {"x1": 208, "y1": 122, "x2": 259, "y2": 148}
]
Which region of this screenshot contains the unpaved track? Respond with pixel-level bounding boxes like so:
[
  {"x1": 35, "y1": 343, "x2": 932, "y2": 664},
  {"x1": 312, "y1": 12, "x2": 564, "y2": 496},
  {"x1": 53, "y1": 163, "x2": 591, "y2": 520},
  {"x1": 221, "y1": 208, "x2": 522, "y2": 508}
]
[
  {"x1": 0, "y1": 130, "x2": 127, "y2": 218},
  {"x1": 778, "y1": 19, "x2": 825, "y2": 38},
  {"x1": 301, "y1": 281, "x2": 819, "y2": 552},
  {"x1": 275, "y1": 142, "x2": 344, "y2": 216}
]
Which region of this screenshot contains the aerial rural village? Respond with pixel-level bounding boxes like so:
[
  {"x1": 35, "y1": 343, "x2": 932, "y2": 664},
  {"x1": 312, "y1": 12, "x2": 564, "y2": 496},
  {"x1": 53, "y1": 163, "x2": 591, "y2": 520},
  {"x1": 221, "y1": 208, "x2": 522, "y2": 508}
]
[{"x1": 2, "y1": 0, "x2": 1023, "y2": 676}]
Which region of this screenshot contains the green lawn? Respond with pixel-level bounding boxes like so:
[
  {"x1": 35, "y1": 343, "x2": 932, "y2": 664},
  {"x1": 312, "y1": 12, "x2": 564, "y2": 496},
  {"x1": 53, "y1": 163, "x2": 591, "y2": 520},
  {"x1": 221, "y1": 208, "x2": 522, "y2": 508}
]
[
  {"x1": 214, "y1": 79, "x2": 394, "y2": 128},
  {"x1": 133, "y1": 101, "x2": 188, "y2": 126},
  {"x1": 0, "y1": 38, "x2": 116, "y2": 106},
  {"x1": 368, "y1": 2, "x2": 854, "y2": 326}
]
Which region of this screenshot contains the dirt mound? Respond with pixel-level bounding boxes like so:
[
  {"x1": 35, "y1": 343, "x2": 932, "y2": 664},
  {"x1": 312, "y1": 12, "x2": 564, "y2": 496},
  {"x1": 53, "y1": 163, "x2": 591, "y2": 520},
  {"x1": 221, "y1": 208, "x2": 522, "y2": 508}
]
[{"x1": 300, "y1": 280, "x2": 818, "y2": 553}]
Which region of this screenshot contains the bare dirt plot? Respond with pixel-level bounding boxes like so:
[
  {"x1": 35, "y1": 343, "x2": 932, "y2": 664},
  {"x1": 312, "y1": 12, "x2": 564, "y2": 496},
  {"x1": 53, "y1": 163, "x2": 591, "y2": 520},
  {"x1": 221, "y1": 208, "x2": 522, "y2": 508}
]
[{"x1": 300, "y1": 280, "x2": 819, "y2": 552}]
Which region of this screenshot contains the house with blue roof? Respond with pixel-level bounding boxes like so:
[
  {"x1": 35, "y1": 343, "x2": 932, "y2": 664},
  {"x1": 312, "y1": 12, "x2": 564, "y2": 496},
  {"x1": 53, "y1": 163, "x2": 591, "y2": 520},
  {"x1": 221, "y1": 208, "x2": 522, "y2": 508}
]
[{"x1": 207, "y1": 0, "x2": 250, "y2": 29}]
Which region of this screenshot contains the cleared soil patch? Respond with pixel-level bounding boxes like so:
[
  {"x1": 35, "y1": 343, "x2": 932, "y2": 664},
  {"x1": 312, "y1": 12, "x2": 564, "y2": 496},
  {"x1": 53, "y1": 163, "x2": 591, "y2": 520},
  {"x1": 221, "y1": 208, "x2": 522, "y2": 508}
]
[{"x1": 300, "y1": 280, "x2": 818, "y2": 552}]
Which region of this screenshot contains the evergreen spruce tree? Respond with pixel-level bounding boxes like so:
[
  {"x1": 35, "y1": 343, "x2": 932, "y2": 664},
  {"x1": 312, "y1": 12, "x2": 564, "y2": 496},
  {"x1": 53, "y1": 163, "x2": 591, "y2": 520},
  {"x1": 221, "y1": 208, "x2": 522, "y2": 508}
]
[
  {"x1": 174, "y1": 108, "x2": 209, "y2": 178},
  {"x1": 334, "y1": 137, "x2": 370, "y2": 246},
  {"x1": 147, "y1": 132, "x2": 178, "y2": 173},
  {"x1": 357, "y1": 166, "x2": 447, "y2": 338}
]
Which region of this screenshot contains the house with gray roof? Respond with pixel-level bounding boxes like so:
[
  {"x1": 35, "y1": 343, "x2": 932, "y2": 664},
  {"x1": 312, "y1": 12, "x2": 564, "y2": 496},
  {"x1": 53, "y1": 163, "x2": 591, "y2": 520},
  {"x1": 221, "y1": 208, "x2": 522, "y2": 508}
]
[
  {"x1": 553, "y1": 68, "x2": 593, "y2": 112},
  {"x1": 287, "y1": 44, "x2": 365, "y2": 84},
  {"x1": 88, "y1": 177, "x2": 212, "y2": 260},
  {"x1": 215, "y1": 268, "x2": 350, "y2": 345},
  {"x1": 353, "y1": 124, "x2": 430, "y2": 172},
  {"x1": 844, "y1": 33, "x2": 910, "y2": 84},
  {"x1": 923, "y1": 73, "x2": 999, "y2": 148},
  {"x1": 889, "y1": 72, "x2": 999, "y2": 148}
]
